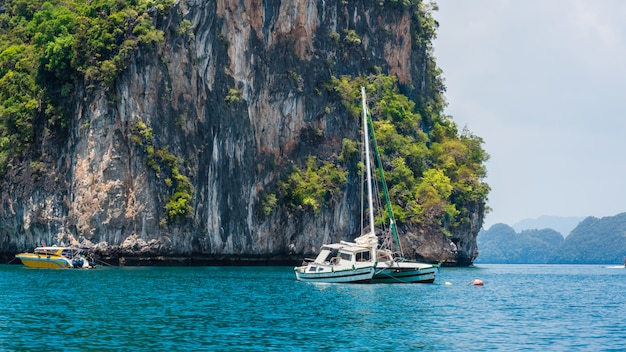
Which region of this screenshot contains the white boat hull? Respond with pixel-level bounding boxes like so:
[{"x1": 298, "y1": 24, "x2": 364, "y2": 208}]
[
  {"x1": 295, "y1": 261, "x2": 439, "y2": 284},
  {"x1": 294, "y1": 266, "x2": 375, "y2": 283}
]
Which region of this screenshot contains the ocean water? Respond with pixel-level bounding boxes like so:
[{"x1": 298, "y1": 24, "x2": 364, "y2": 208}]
[{"x1": 0, "y1": 264, "x2": 624, "y2": 351}]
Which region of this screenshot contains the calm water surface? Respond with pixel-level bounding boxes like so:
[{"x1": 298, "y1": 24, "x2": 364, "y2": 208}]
[{"x1": 0, "y1": 264, "x2": 624, "y2": 351}]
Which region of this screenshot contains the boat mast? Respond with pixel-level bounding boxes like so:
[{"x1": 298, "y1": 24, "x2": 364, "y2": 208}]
[
  {"x1": 361, "y1": 87, "x2": 404, "y2": 257},
  {"x1": 361, "y1": 87, "x2": 376, "y2": 236}
]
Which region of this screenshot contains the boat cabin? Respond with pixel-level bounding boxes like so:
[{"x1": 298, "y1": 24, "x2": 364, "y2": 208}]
[{"x1": 313, "y1": 244, "x2": 373, "y2": 266}]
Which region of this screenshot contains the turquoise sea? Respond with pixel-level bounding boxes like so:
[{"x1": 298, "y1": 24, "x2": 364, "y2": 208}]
[{"x1": 0, "y1": 264, "x2": 624, "y2": 351}]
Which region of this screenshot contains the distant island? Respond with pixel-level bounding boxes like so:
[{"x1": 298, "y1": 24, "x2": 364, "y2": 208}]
[
  {"x1": 511, "y1": 215, "x2": 585, "y2": 237},
  {"x1": 476, "y1": 213, "x2": 626, "y2": 264}
]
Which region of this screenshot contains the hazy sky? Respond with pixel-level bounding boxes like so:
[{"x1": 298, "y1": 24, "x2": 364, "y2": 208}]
[{"x1": 433, "y1": 1, "x2": 626, "y2": 228}]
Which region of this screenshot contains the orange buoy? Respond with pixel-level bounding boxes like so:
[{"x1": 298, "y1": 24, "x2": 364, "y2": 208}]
[{"x1": 472, "y1": 279, "x2": 484, "y2": 286}]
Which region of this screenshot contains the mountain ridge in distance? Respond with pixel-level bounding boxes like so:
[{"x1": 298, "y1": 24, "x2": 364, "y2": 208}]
[{"x1": 511, "y1": 215, "x2": 585, "y2": 237}]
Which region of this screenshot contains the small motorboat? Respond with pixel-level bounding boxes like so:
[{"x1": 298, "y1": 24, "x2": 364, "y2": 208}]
[{"x1": 15, "y1": 247, "x2": 95, "y2": 269}]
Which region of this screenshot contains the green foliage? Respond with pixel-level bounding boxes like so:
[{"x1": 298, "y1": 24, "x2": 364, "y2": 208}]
[
  {"x1": 339, "y1": 138, "x2": 359, "y2": 164},
  {"x1": 164, "y1": 166, "x2": 193, "y2": 221},
  {"x1": 329, "y1": 74, "x2": 489, "y2": 231},
  {"x1": 225, "y1": 88, "x2": 241, "y2": 105},
  {"x1": 279, "y1": 156, "x2": 347, "y2": 213},
  {"x1": 261, "y1": 193, "x2": 277, "y2": 216},
  {"x1": 177, "y1": 19, "x2": 193, "y2": 36},
  {"x1": 175, "y1": 114, "x2": 186, "y2": 127},
  {"x1": 328, "y1": 31, "x2": 340, "y2": 42},
  {"x1": 0, "y1": 43, "x2": 39, "y2": 157},
  {"x1": 0, "y1": 0, "x2": 174, "y2": 177},
  {"x1": 343, "y1": 29, "x2": 361, "y2": 46},
  {"x1": 413, "y1": 168, "x2": 458, "y2": 222},
  {"x1": 130, "y1": 119, "x2": 194, "y2": 223}
]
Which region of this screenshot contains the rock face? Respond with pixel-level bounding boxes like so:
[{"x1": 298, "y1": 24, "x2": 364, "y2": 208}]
[{"x1": 0, "y1": 1, "x2": 485, "y2": 265}]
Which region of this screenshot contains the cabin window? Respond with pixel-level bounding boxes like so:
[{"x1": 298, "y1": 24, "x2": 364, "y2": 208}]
[
  {"x1": 377, "y1": 252, "x2": 392, "y2": 261},
  {"x1": 324, "y1": 249, "x2": 339, "y2": 262},
  {"x1": 340, "y1": 252, "x2": 352, "y2": 261},
  {"x1": 308, "y1": 266, "x2": 317, "y2": 272},
  {"x1": 315, "y1": 249, "x2": 332, "y2": 262},
  {"x1": 356, "y1": 251, "x2": 371, "y2": 262}
]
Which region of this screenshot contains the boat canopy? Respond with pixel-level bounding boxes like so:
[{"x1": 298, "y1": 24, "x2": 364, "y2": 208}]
[{"x1": 33, "y1": 247, "x2": 86, "y2": 256}]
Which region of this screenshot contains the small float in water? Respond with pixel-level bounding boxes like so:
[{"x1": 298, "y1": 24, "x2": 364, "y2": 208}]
[
  {"x1": 471, "y1": 279, "x2": 484, "y2": 286},
  {"x1": 15, "y1": 247, "x2": 95, "y2": 269}
]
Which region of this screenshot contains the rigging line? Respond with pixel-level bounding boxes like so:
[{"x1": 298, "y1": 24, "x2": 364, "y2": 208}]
[
  {"x1": 372, "y1": 179, "x2": 391, "y2": 249},
  {"x1": 361, "y1": 88, "x2": 388, "y2": 246},
  {"x1": 95, "y1": 259, "x2": 113, "y2": 266},
  {"x1": 364, "y1": 97, "x2": 404, "y2": 257}
]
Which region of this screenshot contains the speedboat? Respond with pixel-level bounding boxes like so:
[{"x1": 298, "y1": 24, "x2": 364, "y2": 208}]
[{"x1": 15, "y1": 247, "x2": 95, "y2": 269}]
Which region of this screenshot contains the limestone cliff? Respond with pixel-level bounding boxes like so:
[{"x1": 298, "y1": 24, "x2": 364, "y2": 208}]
[{"x1": 0, "y1": 0, "x2": 486, "y2": 265}]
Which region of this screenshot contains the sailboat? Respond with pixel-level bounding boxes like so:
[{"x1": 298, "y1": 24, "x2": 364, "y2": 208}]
[{"x1": 294, "y1": 87, "x2": 439, "y2": 283}]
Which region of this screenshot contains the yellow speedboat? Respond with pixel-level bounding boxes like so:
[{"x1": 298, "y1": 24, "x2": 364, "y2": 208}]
[{"x1": 15, "y1": 247, "x2": 94, "y2": 269}]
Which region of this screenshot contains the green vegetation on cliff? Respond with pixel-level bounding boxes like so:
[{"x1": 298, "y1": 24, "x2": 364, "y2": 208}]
[
  {"x1": 0, "y1": 0, "x2": 173, "y2": 175},
  {"x1": 275, "y1": 74, "x2": 489, "y2": 234},
  {"x1": 278, "y1": 156, "x2": 348, "y2": 213},
  {"x1": 0, "y1": 0, "x2": 196, "y2": 222},
  {"x1": 333, "y1": 75, "x2": 489, "y2": 233},
  {"x1": 131, "y1": 120, "x2": 193, "y2": 223}
]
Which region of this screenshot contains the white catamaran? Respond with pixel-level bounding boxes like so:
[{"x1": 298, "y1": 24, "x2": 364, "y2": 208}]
[{"x1": 294, "y1": 87, "x2": 439, "y2": 284}]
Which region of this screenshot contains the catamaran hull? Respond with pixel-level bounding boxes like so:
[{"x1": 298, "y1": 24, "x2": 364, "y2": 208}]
[
  {"x1": 371, "y1": 268, "x2": 437, "y2": 284},
  {"x1": 371, "y1": 262, "x2": 439, "y2": 284},
  {"x1": 294, "y1": 267, "x2": 375, "y2": 283}
]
